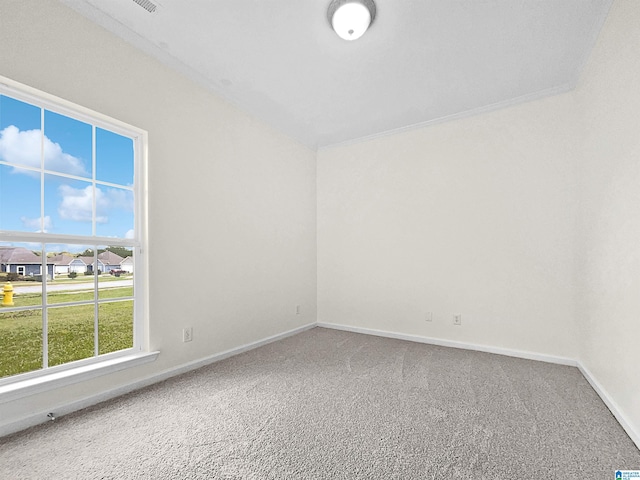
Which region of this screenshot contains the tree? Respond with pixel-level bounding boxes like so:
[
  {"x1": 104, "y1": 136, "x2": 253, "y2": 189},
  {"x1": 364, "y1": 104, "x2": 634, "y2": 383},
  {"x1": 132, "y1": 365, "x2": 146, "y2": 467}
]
[{"x1": 106, "y1": 246, "x2": 133, "y2": 258}]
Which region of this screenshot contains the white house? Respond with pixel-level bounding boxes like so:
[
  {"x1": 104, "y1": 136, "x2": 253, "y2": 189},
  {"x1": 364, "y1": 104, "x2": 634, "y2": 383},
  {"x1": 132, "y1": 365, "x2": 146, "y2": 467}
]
[
  {"x1": 120, "y1": 256, "x2": 134, "y2": 273},
  {"x1": 97, "y1": 251, "x2": 125, "y2": 273},
  {"x1": 49, "y1": 254, "x2": 74, "y2": 275}
]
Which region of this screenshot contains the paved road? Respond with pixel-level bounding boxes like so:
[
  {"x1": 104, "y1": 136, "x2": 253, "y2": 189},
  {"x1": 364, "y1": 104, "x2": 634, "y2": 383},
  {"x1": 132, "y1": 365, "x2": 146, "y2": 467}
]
[{"x1": 13, "y1": 279, "x2": 133, "y2": 294}]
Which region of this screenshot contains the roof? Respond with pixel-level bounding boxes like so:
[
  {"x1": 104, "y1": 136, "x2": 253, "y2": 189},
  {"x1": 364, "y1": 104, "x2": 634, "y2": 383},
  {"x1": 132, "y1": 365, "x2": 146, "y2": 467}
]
[
  {"x1": 98, "y1": 251, "x2": 125, "y2": 265},
  {"x1": 78, "y1": 256, "x2": 106, "y2": 266},
  {"x1": 0, "y1": 246, "x2": 50, "y2": 264},
  {"x1": 49, "y1": 254, "x2": 75, "y2": 266}
]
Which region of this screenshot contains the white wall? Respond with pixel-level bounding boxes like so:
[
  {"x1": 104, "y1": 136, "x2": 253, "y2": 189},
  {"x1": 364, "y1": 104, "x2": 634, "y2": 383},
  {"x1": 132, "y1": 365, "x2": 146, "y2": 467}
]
[
  {"x1": 318, "y1": 90, "x2": 581, "y2": 359},
  {"x1": 0, "y1": 0, "x2": 316, "y2": 428},
  {"x1": 575, "y1": 0, "x2": 640, "y2": 443},
  {"x1": 318, "y1": 0, "x2": 639, "y2": 443}
]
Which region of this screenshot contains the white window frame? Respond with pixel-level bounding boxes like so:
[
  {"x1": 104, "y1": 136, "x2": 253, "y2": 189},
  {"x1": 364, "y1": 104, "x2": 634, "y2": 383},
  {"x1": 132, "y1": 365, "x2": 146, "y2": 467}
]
[{"x1": 0, "y1": 75, "x2": 157, "y2": 402}]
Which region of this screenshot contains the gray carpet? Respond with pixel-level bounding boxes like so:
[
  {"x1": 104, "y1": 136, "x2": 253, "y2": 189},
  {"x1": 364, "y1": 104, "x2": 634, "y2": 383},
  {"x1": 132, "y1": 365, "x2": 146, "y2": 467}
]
[{"x1": 1, "y1": 327, "x2": 639, "y2": 479}]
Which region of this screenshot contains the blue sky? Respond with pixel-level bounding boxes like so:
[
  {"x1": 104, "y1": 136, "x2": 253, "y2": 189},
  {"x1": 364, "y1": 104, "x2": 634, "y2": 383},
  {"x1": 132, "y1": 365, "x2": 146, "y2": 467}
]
[{"x1": 0, "y1": 94, "x2": 135, "y2": 240}]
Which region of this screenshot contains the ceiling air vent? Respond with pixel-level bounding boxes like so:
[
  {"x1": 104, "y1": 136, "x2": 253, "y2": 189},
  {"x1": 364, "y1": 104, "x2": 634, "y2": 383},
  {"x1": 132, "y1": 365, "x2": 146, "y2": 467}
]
[{"x1": 132, "y1": 0, "x2": 157, "y2": 13}]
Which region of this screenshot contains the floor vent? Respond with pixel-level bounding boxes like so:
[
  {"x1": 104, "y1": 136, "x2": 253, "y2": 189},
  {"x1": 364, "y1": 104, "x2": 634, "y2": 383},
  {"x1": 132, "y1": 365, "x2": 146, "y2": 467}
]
[{"x1": 132, "y1": 0, "x2": 157, "y2": 13}]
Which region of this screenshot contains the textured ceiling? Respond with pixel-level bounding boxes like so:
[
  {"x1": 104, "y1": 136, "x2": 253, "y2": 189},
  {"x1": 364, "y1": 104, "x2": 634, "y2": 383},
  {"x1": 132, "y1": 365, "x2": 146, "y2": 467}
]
[{"x1": 59, "y1": 0, "x2": 612, "y2": 150}]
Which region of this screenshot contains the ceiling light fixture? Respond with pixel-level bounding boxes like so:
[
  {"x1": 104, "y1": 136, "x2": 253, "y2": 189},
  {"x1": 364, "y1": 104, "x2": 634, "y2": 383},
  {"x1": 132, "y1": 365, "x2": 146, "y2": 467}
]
[{"x1": 327, "y1": 0, "x2": 376, "y2": 41}]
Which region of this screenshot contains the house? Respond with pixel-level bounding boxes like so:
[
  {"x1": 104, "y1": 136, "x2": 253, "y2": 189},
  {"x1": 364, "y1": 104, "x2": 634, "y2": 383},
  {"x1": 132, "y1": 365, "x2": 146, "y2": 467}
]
[
  {"x1": 97, "y1": 251, "x2": 125, "y2": 273},
  {"x1": 0, "y1": 246, "x2": 55, "y2": 279},
  {"x1": 49, "y1": 251, "x2": 131, "y2": 276},
  {"x1": 69, "y1": 257, "x2": 92, "y2": 274},
  {"x1": 77, "y1": 257, "x2": 106, "y2": 275},
  {"x1": 1, "y1": 0, "x2": 638, "y2": 456},
  {"x1": 120, "y1": 256, "x2": 134, "y2": 273},
  {"x1": 52, "y1": 254, "x2": 95, "y2": 275},
  {"x1": 51, "y1": 253, "x2": 122, "y2": 275},
  {"x1": 49, "y1": 254, "x2": 75, "y2": 275}
]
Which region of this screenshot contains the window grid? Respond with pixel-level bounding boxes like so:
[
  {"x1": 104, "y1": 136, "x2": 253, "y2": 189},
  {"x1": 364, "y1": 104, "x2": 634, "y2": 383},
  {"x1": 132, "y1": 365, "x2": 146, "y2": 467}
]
[{"x1": 0, "y1": 77, "x2": 146, "y2": 384}]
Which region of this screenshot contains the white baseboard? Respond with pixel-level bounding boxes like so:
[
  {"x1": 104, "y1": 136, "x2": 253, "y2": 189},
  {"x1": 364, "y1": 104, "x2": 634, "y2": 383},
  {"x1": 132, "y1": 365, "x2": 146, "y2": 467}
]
[
  {"x1": 578, "y1": 363, "x2": 640, "y2": 450},
  {"x1": 0, "y1": 322, "x2": 316, "y2": 438},
  {"x1": 317, "y1": 322, "x2": 577, "y2": 366},
  {"x1": 318, "y1": 321, "x2": 640, "y2": 450}
]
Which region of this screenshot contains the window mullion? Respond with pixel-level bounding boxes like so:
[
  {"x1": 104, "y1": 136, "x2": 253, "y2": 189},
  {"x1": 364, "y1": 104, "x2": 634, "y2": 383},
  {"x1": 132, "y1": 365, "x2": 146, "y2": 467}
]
[
  {"x1": 42, "y1": 311, "x2": 49, "y2": 371},
  {"x1": 40, "y1": 109, "x2": 48, "y2": 371},
  {"x1": 92, "y1": 127, "x2": 99, "y2": 356},
  {"x1": 94, "y1": 300, "x2": 99, "y2": 357},
  {"x1": 94, "y1": 248, "x2": 99, "y2": 357},
  {"x1": 92, "y1": 125, "x2": 96, "y2": 237}
]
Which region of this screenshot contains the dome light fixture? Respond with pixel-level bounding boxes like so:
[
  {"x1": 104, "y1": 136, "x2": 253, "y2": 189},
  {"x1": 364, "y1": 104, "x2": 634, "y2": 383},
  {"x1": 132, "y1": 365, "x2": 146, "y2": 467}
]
[{"x1": 327, "y1": 0, "x2": 377, "y2": 41}]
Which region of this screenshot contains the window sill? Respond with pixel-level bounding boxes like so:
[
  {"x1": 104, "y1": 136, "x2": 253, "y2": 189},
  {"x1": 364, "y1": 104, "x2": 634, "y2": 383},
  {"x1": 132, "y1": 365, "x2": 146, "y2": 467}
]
[{"x1": 0, "y1": 351, "x2": 160, "y2": 404}]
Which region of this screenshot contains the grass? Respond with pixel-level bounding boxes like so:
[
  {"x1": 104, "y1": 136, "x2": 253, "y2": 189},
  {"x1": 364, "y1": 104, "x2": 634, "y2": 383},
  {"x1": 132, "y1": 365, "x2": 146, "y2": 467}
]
[
  {"x1": 2, "y1": 286, "x2": 134, "y2": 307},
  {"x1": 0, "y1": 287, "x2": 134, "y2": 379},
  {"x1": 0, "y1": 272, "x2": 132, "y2": 287},
  {"x1": 0, "y1": 310, "x2": 43, "y2": 378}
]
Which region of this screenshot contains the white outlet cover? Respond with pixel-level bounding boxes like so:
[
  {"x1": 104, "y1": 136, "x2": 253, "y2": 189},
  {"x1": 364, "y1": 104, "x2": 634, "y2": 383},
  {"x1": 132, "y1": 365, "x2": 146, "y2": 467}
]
[{"x1": 183, "y1": 327, "x2": 193, "y2": 342}]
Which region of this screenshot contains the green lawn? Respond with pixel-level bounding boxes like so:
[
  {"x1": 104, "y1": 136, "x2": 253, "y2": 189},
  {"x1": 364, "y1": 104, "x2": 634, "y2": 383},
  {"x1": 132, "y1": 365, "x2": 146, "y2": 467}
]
[
  {"x1": 0, "y1": 273, "x2": 132, "y2": 287},
  {"x1": 2, "y1": 286, "x2": 134, "y2": 307},
  {"x1": 0, "y1": 287, "x2": 134, "y2": 379}
]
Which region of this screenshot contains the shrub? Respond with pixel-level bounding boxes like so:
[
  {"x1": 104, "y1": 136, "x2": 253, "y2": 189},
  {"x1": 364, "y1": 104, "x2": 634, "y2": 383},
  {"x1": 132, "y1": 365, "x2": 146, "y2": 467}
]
[
  {"x1": 6, "y1": 272, "x2": 19, "y2": 282},
  {"x1": 68, "y1": 272, "x2": 78, "y2": 279}
]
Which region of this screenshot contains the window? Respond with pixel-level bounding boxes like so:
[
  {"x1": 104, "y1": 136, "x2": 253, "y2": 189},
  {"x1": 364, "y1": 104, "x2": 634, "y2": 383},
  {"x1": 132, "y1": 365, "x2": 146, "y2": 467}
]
[{"x1": 0, "y1": 77, "x2": 152, "y2": 391}]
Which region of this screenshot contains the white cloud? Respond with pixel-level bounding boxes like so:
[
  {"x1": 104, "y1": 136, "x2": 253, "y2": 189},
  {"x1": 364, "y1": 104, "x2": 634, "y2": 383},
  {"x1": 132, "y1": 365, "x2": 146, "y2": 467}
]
[
  {"x1": 21, "y1": 215, "x2": 53, "y2": 233},
  {"x1": 0, "y1": 125, "x2": 88, "y2": 176},
  {"x1": 57, "y1": 185, "x2": 133, "y2": 224},
  {"x1": 125, "y1": 229, "x2": 135, "y2": 239},
  {"x1": 103, "y1": 187, "x2": 134, "y2": 212},
  {"x1": 0, "y1": 241, "x2": 40, "y2": 251},
  {"x1": 58, "y1": 185, "x2": 104, "y2": 223},
  {"x1": 45, "y1": 244, "x2": 92, "y2": 254}
]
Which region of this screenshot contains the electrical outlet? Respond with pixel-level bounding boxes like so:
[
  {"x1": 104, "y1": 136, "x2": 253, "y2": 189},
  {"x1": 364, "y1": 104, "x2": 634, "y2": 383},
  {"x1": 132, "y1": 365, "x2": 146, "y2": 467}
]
[
  {"x1": 296, "y1": 305, "x2": 301, "y2": 315},
  {"x1": 182, "y1": 327, "x2": 193, "y2": 342},
  {"x1": 425, "y1": 312, "x2": 433, "y2": 322},
  {"x1": 453, "y1": 315, "x2": 462, "y2": 326}
]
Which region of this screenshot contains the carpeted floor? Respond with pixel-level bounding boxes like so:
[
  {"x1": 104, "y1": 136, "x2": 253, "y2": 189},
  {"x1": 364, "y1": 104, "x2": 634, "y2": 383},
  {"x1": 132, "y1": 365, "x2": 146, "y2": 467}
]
[{"x1": 1, "y1": 327, "x2": 639, "y2": 479}]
